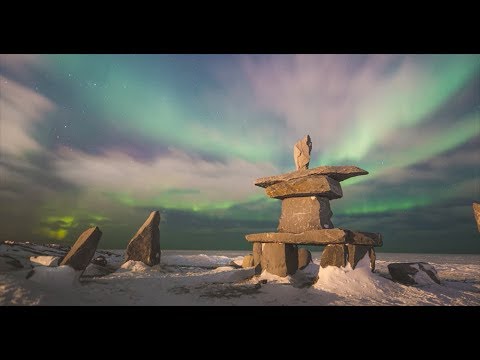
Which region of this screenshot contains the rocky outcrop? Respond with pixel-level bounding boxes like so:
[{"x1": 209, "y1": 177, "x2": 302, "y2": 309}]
[
  {"x1": 297, "y1": 248, "x2": 312, "y2": 270},
  {"x1": 388, "y1": 262, "x2": 441, "y2": 286},
  {"x1": 125, "y1": 211, "x2": 161, "y2": 266},
  {"x1": 60, "y1": 227, "x2": 102, "y2": 272}
]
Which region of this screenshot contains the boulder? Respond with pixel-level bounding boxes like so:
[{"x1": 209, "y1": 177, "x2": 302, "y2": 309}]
[
  {"x1": 293, "y1": 135, "x2": 312, "y2": 170},
  {"x1": 91, "y1": 255, "x2": 107, "y2": 267},
  {"x1": 59, "y1": 227, "x2": 102, "y2": 272},
  {"x1": 320, "y1": 244, "x2": 347, "y2": 268},
  {"x1": 278, "y1": 196, "x2": 334, "y2": 233},
  {"x1": 266, "y1": 176, "x2": 342, "y2": 200},
  {"x1": 242, "y1": 254, "x2": 254, "y2": 268},
  {"x1": 473, "y1": 202, "x2": 480, "y2": 232},
  {"x1": 125, "y1": 211, "x2": 161, "y2": 266},
  {"x1": 254, "y1": 165, "x2": 369, "y2": 188},
  {"x1": 261, "y1": 243, "x2": 298, "y2": 277},
  {"x1": 388, "y1": 262, "x2": 441, "y2": 286},
  {"x1": 297, "y1": 248, "x2": 312, "y2": 270}
]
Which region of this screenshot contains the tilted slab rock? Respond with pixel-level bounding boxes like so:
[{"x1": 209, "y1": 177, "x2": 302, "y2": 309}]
[
  {"x1": 254, "y1": 165, "x2": 368, "y2": 188},
  {"x1": 242, "y1": 254, "x2": 254, "y2": 268},
  {"x1": 278, "y1": 196, "x2": 334, "y2": 233},
  {"x1": 473, "y1": 202, "x2": 480, "y2": 232},
  {"x1": 60, "y1": 227, "x2": 102, "y2": 272},
  {"x1": 253, "y1": 242, "x2": 262, "y2": 274},
  {"x1": 246, "y1": 229, "x2": 382, "y2": 246},
  {"x1": 261, "y1": 243, "x2": 298, "y2": 277},
  {"x1": 346, "y1": 244, "x2": 376, "y2": 270},
  {"x1": 125, "y1": 211, "x2": 161, "y2": 266},
  {"x1": 266, "y1": 175, "x2": 342, "y2": 200},
  {"x1": 246, "y1": 228, "x2": 348, "y2": 245}
]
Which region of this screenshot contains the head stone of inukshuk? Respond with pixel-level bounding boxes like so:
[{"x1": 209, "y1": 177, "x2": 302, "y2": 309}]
[{"x1": 293, "y1": 135, "x2": 312, "y2": 170}]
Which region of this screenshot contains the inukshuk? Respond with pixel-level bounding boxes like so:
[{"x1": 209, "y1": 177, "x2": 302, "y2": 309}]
[{"x1": 245, "y1": 135, "x2": 383, "y2": 277}]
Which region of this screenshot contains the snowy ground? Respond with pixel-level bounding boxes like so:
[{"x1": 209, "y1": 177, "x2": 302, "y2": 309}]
[{"x1": 1, "y1": 243, "x2": 479, "y2": 306}]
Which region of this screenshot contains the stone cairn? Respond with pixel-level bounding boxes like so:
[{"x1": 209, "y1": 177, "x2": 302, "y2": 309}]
[{"x1": 245, "y1": 135, "x2": 383, "y2": 277}]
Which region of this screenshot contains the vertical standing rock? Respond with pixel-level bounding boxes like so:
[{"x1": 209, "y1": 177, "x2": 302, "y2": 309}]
[
  {"x1": 60, "y1": 227, "x2": 102, "y2": 273},
  {"x1": 346, "y1": 244, "x2": 371, "y2": 270},
  {"x1": 261, "y1": 243, "x2": 298, "y2": 277},
  {"x1": 253, "y1": 242, "x2": 262, "y2": 274},
  {"x1": 293, "y1": 135, "x2": 312, "y2": 171},
  {"x1": 125, "y1": 211, "x2": 161, "y2": 266},
  {"x1": 320, "y1": 244, "x2": 347, "y2": 268},
  {"x1": 473, "y1": 203, "x2": 480, "y2": 232}
]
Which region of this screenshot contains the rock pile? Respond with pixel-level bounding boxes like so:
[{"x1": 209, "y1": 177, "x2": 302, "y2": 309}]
[{"x1": 245, "y1": 135, "x2": 382, "y2": 277}]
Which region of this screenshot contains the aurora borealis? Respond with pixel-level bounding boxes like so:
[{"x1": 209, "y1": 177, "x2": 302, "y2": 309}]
[{"x1": 1, "y1": 54, "x2": 479, "y2": 252}]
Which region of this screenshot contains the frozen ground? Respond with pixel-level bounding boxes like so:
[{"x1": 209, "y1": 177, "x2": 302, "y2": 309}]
[{"x1": 0, "y1": 243, "x2": 479, "y2": 306}]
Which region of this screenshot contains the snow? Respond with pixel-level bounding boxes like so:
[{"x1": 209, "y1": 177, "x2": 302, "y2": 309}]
[
  {"x1": 28, "y1": 265, "x2": 80, "y2": 287},
  {"x1": 30, "y1": 256, "x2": 59, "y2": 267},
  {"x1": 0, "y1": 245, "x2": 479, "y2": 306}
]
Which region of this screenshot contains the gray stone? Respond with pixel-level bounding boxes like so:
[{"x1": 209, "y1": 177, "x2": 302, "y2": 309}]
[
  {"x1": 91, "y1": 255, "x2": 107, "y2": 266},
  {"x1": 254, "y1": 165, "x2": 369, "y2": 188},
  {"x1": 125, "y1": 211, "x2": 161, "y2": 266},
  {"x1": 246, "y1": 228, "x2": 348, "y2": 245},
  {"x1": 242, "y1": 254, "x2": 254, "y2": 268},
  {"x1": 266, "y1": 176, "x2": 342, "y2": 200},
  {"x1": 369, "y1": 247, "x2": 376, "y2": 272},
  {"x1": 346, "y1": 244, "x2": 371, "y2": 270},
  {"x1": 346, "y1": 230, "x2": 383, "y2": 246},
  {"x1": 293, "y1": 135, "x2": 312, "y2": 170},
  {"x1": 297, "y1": 248, "x2": 312, "y2": 270},
  {"x1": 278, "y1": 196, "x2": 334, "y2": 233},
  {"x1": 388, "y1": 262, "x2": 441, "y2": 286},
  {"x1": 253, "y1": 242, "x2": 262, "y2": 274},
  {"x1": 261, "y1": 243, "x2": 298, "y2": 277},
  {"x1": 320, "y1": 244, "x2": 347, "y2": 268},
  {"x1": 60, "y1": 227, "x2": 102, "y2": 272},
  {"x1": 473, "y1": 202, "x2": 480, "y2": 232}
]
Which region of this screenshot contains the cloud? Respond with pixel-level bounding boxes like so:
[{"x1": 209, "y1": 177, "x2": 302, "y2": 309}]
[
  {"x1": 53, "y1": 147, "x2": 279, "y2": 207},
  {"x1": 0, "y1": 75, "x2": 55, "y2": 155},
  {"x1": 0, "y1": 54, "x2": 44, "y2": 77}
]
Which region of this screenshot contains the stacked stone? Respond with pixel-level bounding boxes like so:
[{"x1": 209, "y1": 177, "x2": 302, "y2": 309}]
[{"x1": 245, "y1": 135, "x2": 382, "y2": 277}]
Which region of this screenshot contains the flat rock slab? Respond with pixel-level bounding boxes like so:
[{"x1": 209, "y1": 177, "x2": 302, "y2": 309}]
[
  {"x1": 254, "y1": 165, "x2": 368, "y2": 188},
  {"x1": 278, "y1": 196, "x2": 334, "y2": 233},
  {"x1": 346, "y1": 230, "x2": 383, "y2": 247},
  {"x1": 266, "y1": 175, "x2": 342, "y2": 200},
  {"x1": 60, "y1": 227, "x2": 102, "y2": 272},
  {"x1": 388, "y1": 262, "x2": 441, "y2": 286},
  {"x1": 473, "y1": 202, "x2": 480, "y2": 232},
  {"x1": 246, "y1": 229, "x2": 382, "y2": 246},
  {"x1": 125, "y1": 211, "x2": 161, "y2": 266}
]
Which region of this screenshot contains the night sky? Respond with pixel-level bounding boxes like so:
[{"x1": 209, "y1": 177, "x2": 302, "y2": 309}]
[{"x1": 1, "y1": 54, "x2": 479, "y2": 253}]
